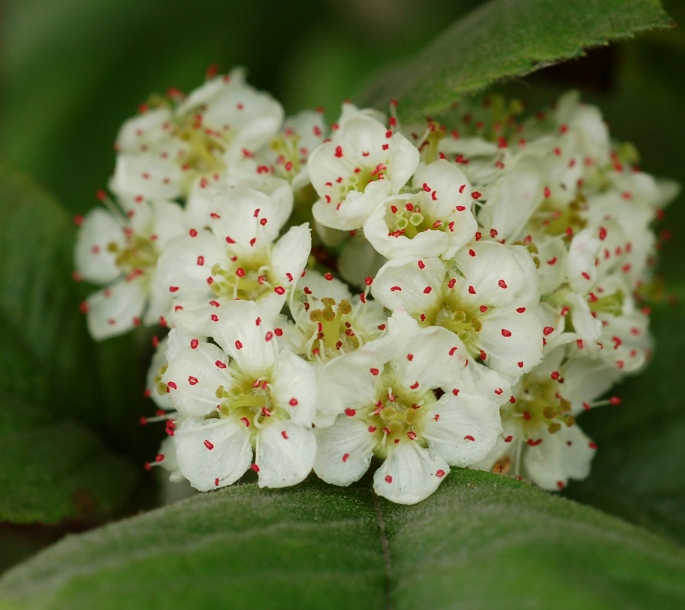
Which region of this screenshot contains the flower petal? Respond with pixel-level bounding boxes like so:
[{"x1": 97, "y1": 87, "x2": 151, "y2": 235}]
[
  {"x1": 373, "y1": 442, "x2": 449, "y2": 505},
  {"x1": 175, "y1": 417, "x2": 252, "y2": 491},
  {"x1": 314, "y1": 415, "x2": 376, "y2": 485},
  {"x1": 424, "y1": 393, "x2": 502, "y2": 466},
  {"x1": 163, "y1": 342, "x2": 230, "y2": 417},
  {"x1": 255, "y1": 421, "x2": 316, "y2": 488}
]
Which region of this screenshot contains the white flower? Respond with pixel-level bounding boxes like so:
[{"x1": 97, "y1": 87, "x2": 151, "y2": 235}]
[
  {"x1": 371, "y1": 241, "x2": 544, "y2": 379},
  {"x1": 111, "y1": 68, "x2": 284, "y2": 201},
  {"x1": 475, "y1": 346, "x2": 621, "y2": 491},
  {"x1": 363, "y1": 159, "x2": 477, "y2": 260},
  {"x1": 74, "y1": 197, "x2": 186, "y2": 339},
  {"x1": 310, "y1": 115, "x2": 419, "y2": 231},
  {"x1": 154, "y1": 182, "x2": 309, "y2": 332},
  {"x1": 162, "y1": 300, "x2": 317, "y2": 490},
  {"x1": 314, "y1": 311, "x2": 507, "y2": 504},
  {"x1": 288, "y1": 269, "x2": 387, "y2": 363}
]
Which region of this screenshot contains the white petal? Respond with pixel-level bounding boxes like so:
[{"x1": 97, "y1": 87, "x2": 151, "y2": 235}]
[
  {"x1": 316, "y1": 338, "x2": 393, "y2": 420},
  {"x1": 255, "y1": 421, "x2": 316, "y2": 488},
  {"x1": 112, "y1": 153, "x2": 183, "y2": 200},
  {"x1": 74, "y1": 208, "x2": 123, "y2": 284},
  {"x1": 453, "y1": 242, "x2": 539, "y2": 309},
  {"x1": 477, "y1": 310, "x2": 544, "y2": 378},
  {"x1": 524, "y1": 425, "x2": 595, "y2": 491},
  {"x1": 424, "y1": 393, "x2": 502, "y2": 466},
  {"x1": 163, "y1": 343, "x2": 230, "y2": 417},
  {"x1": 272, "y1": 349, "x2": 317, "y2": 427},
  {"x1": 314, "y1": 415, "x2": 376, "y2": 485},
  {"x1": 271, "y1": 224, "x2": 311, "y2": 288},
  {"x1": 389, "y1": 312, "x2": 469, "y2": 389},
  {"x1": 86, "y1": 277, "x2": 146, "y2": 339},
  {"x1": 175, "y1": 417, "x2": 253, "y2": 491},
  {"x1": 567, "y1": 229, "x2": 601, "y2": 293},
  {"x1": 372, "y1": 257, "x2": 444, "y2": 315},
  {"x1": 205, "y1": 300, "x2": 278, "y2": 378},
  {"x1": 373, "y1": 442, "x2": 449, "y2": 505}
]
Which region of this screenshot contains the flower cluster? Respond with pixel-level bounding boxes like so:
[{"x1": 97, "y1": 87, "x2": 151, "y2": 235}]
[{"x1": 75, "y1": 69, "x2": 677, "y2": 504}]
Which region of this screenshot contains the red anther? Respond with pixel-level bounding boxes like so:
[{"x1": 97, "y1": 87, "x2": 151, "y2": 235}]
[
  {"x1": 543, "y1": 187, "x2": 551, "y2": 198},
  {"x1": 471, "y1": 191, "x2": 482, "y2": 200},
  {"x1": 464, "y1": 435, "x2": 475, "y2": 441},
  {"x1": 516, "y1": 307, "x2": 526, "y2": 313},
  {"x1": 498, "y1": 279, "x2": 508, "y2": 289},
  {"x1": 436, "y1": 470, "x2": 446, "y2": 478},
  {"x1": 370, "y1": 368, "x2": 380, "y2": 376},
  {"x1": 188, "y1": 376, "x2": 198, "y2": 386},
  {"x1": 289, "y1": 398, "x2": 298, "y2": 407},
  {"x1": 344, "y1": 408, "x2": 356, "y2": 417},
  {"x1": 543, "y1": 326, "x2": 554, "y2": 336},
  {"x1": 203, "y1": 440, "x2": 214, "y2": 450},
  {"x1": 501, "y1": 328, "x2": 512, "y2": 337},
  {"x1": 609, "y1": 396, "x2": 622, "y2": 405},
  {"x1": 334, "y1": 146, "x2": 343, "y2": 158},
  {"x1": 385, "y1": 475, "x2": 393, "y2": 483}
]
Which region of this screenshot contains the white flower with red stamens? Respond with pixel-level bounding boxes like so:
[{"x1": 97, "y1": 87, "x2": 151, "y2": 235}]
[
  {"x1": 154, "y1": 182, "x2": 309, "y2": 332},
  {"x1": 75, "y1": 196, "x2": 186, "y2": 339},
  {"x1": 371, "y1": 241, "x2": 544, "y2": 380},
  {"x1": 288, "y1": 270, "x2": 387, "y2": 364},
  {"x1": 476, "y1": 346, "x2": 621, "y2": 491},
  {"x1": 310, "y1": 115, "x2": 419, "y2": 231},
  {"x1": 363, "y1": 159, "x2": 477, "y2": 260},
  {"x1": 161, "y1": 300, "x2": 317, "y2": 490},
  {"x1": 314, "y1": 310, "x2": 507, "y2": 504},
  {"x1": 242, "y1": 109, "x2": 327, "y2": 190},
  {"x1": 111, "y1": 68, "x2": 284, "y2": 201}
]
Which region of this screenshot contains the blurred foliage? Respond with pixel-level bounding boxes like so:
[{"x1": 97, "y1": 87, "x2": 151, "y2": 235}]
[{"x1": 0, "y1": 0, "x2": 482, "y2": 214}]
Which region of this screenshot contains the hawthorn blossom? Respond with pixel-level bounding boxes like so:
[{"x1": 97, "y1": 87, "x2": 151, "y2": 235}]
[
  {"x1": 154, "y1": 181, "x2": 309, "y2": 332},
  {"x1": 111, "y1": 68, "x2": 284, "y2": 201},
  {"x1": 288, "y1": 269, "x2": 387, "y2": 363},
  {"x1": 476, "y1": 346, "x2": 621, "y2": 490},
  {"x1": 74, "y1": 196, "x2": 186, "y2": 339},
  {"x1": 372, "y1": 241, "x2": 544, "y2": 379},
  {"x1": 314, "y1": 311, "x2": 507, "y2": 503},
  {"x1": 310, "y1": 115, "x2": 419, "y2": 231},
  {"x1": 363, "y1": 159, "x2": 478, "y2": 260},
  {"x1": 161, "y1": 300, "x2": 317, "y2": 490}
]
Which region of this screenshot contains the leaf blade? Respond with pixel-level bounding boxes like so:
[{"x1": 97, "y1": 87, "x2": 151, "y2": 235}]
[
  {"x1": 359, "y1": 0, "x2": 673, "y2": 119},
  {"x1": 1, "y1": 473, "x2": 684, "y2": 609}
]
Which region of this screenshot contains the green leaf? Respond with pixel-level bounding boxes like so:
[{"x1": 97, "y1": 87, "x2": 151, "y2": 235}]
[
  {"x1": 0, "y1": 398, "x2": 138, "y2": 524},
  {"x1": 567, "y1": 302, "x2": 685, "y2": 546},
  {"x1": 0, "y1": 165, "x2": 141, "y2": 523},
  {"x1": 359, "y1": 0, "x2": 673, "y2": 120},
  {"x1": 1, "y1": 471, "x2": 684, "y2": 609}
]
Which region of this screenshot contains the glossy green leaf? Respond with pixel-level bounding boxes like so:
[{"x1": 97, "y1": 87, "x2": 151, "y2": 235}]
[
  {"x1": 1, "y1": 471, "x2": 684, "y2": 609},
  {"x1": 359, "y1": 0, "x2": 673, "y2": 120},
  {"x1": 0, "y1": 165, "x2": 141, "y2": 523}
]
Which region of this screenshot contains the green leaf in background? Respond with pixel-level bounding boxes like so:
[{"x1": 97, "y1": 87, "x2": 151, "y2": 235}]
[
  {"x1": 359, "y1": 0, "x2": 673, "y2": 120},
  {"x1": 1, "y1": 471, "x2": 684, "y2": 610},
  {"x1": 0, "y1": 166, "x2": 142, "y2": 524},
  {"x1": 567, "y1": 303, "x2": 685, "y2": 546},
  {"x1": 0, "y1": 398, "x2": 137, "y2": 524}
]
